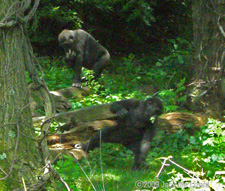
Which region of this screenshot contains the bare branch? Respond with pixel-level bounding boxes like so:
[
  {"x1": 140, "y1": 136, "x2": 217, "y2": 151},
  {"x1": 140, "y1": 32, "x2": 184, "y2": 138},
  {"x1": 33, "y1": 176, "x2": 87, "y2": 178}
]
[
  {"x1": 24, "y1": 0, "x2": 40, "y2": 22},
  {"x1": 217, "y1": 15, "x2": 225, "y2": 38},
  {"x1": 0, "y1": 0, "x2": 40, "y2": 28}
]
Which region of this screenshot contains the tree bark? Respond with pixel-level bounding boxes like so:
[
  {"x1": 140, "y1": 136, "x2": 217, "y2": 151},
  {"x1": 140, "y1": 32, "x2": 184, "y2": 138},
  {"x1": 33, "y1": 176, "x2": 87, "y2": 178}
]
[
  {"x1": 192, "y1": 0, "x2": 225, "y2": 116},
  {"x1": 0, "y1": 1, "x2": 50, "y2": 190},
  {"x1": 0, "y1": 27, "x2": 41, "y2": 189}
]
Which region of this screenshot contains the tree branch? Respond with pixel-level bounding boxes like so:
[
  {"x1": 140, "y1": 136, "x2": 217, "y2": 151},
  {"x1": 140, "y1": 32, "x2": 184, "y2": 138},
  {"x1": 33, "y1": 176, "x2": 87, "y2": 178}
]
[
  {"x1": 217, "y1": 15, "x2": 225, "y2": 38},
  {"x1": 24, "y1": 0, "x2": 40, "y2": 22}
]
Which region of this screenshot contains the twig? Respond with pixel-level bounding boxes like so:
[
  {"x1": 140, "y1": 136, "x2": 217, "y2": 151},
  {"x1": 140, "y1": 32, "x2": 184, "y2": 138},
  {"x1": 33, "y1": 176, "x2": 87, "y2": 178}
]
[
  {"x1": 100, "y1": 130, "x2": 106, "y2": 191},
  {"x1": 21, "y1": 177, "x2": 27, "y2": 191},
  {"x1": 72, "y1": 155, "x2": 97, "y2": 191},
  {"x1": 217, "y1": 15, "x2": 225, "y2": 38},
  {"x1": 156, "y1": 156, "x2": 204, "y2": 183},
  {"x1": 156, "y1": 156, "x2": 171, "y2": 179},
  {"x1": 167, "y1": 157, "x2": 202, "y2": 182},
  {"x1": 58, "y1": 175, "x2": 71, "y2": 191}
]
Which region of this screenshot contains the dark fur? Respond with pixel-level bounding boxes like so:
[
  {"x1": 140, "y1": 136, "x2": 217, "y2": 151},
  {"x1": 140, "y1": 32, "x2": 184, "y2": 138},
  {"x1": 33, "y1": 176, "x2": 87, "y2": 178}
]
[
  {"x1": 78, "y1": 97, "x2": 163, "y2": 170},
  {"x1": 58, "y1": 29, "x2": 110, "y2": 87}
]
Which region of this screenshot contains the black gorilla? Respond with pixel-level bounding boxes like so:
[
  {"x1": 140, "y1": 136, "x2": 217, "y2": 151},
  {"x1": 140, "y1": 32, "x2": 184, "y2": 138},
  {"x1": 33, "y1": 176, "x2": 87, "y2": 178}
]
[
  {"x1": 58, "y1": 29, "x2": 110, "y2": 87},
  {"x1": 75, "y1": 97, "x2": 163, "y2": 170}
]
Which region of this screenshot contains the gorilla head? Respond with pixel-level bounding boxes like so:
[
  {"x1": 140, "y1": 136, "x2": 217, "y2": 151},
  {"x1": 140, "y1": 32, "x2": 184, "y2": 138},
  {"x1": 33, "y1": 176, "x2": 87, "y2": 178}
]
[{"x1": 139, "y1": 97, "x2": 163, "y2": 122}]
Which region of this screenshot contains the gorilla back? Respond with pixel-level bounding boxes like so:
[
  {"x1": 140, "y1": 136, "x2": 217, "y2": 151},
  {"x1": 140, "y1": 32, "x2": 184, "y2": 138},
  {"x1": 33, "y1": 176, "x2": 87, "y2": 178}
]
[
  {"x1": 76, "y1": 97, "x2": 164, "y2": 170},
  {"x1": 58, "y1": 29, "x2": 110, "y2": 87}
]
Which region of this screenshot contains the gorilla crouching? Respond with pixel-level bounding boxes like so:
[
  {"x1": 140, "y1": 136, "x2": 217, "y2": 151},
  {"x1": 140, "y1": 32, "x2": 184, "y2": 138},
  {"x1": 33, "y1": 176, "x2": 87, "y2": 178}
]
[
  {"x1": 58, "y1": 29, "x2": 110, "y2": 87},
  {"x1": 75, "y1": 97, "x2": 163, "y2": 170}
]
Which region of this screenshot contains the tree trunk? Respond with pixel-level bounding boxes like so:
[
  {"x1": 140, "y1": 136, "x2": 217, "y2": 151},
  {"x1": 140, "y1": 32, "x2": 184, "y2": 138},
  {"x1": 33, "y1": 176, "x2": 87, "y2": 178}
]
[
  {"x1": 192, "y1": 0, "x2": 225, "y2": 117},
  {"x1": 0, "y1": 1, "x2": 47, "y2": 190}
]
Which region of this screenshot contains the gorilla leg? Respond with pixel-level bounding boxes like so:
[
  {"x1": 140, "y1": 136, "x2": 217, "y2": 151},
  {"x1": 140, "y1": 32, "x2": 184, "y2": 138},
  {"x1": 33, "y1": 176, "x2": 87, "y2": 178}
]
[
  {"x1": 72, "y1": 63, "x2": 82, "y2": 88},
  {"x1": 131, "y1": 142, "x2": 150, "y2": 170},
  {"x1": 92, "y1": 52, "x2": 110, "y2": 79},
  {"x1": 81, "y1": 126, "x2": 121, "y2": 152},
  {"x1": 131, "y1": 128, "x2": 155, "y2": 170},
  {"x1": 129, "y1": 142, "x2": 142, "y2": 170}
]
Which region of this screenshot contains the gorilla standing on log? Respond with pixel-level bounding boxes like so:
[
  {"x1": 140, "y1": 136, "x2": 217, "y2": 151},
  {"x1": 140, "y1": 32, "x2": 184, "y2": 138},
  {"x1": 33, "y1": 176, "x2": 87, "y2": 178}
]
[
  {"x1": 58, "y1": 29, "x2": 110, "y2": 88},
  {"x1": 75, "y1": 97, "x2": 163, "y2": 170}
]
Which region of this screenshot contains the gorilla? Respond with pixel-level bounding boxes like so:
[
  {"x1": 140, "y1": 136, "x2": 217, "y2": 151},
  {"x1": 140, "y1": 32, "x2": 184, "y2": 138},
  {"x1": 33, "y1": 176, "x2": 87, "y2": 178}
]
[
  {"x1": 75, "y1": 97, "x2": 163, "y2": 170},
  {"x1": 58, "y1": 29, "x2": 110, "y2": 87}
]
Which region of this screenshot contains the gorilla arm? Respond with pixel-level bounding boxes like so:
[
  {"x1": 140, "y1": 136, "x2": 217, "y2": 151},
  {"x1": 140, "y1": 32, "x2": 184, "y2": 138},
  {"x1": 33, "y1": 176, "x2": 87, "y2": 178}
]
[
  {"x1": 110, "y1": 99, "x2": 141, "y2": 118},
  {"x1": 64, "y1": 49, "x2": 84, "y2": 87},
  {"x1": 70, "y1": 30, "x2": 87, "y2": 87}
]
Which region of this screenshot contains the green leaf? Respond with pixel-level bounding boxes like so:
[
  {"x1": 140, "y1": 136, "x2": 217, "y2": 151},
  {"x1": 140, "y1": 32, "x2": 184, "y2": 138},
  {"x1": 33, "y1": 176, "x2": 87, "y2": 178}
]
[
  {"x1": 150, "y1": 116, "x2": 156, "y2": 123},
  {"x1": 174, "y1": 44, "x2": 178, "y2": 49},
  {"x1": 8, "y1": 131, "x2": 16, "y2": 138},
  {"x1": 53, "y1": 6, "x2": 60, "y2": 11},
  {"x1": 177, "y1": 95, "x2": 187, "y2": 102},
  {"x1": 177, "y1": 78, "x2": 186, "y2": 87},
  {"x1": 189, "y1": 136, "x2": 197, "y2": 145},
  {"x1": 211, "y1": 154, "x2": 219, "y2": 162},
  {"x1": 0, "y1": 153, "x2": 7, "y2": 160},
  {"x1": 203, "y1": 138, "x2": 214, "y2": 146},
  {"x1": 155, "y1": 62, "x2": 162, "y2": 67},
  {"x1": 168, "y1": 39, "x2": 176, "y2": 44},
  {"x1": 178, "y1": 55, "x2": 184, "y2": 64},
  {"x1": 175, "y1": 86, "x2": 185, "y2": 93}
]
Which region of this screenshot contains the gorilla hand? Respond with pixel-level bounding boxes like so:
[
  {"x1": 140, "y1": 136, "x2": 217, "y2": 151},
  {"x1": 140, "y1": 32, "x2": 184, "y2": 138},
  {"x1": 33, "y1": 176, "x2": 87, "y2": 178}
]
[
  {"x1": 72, "y1": 80, "x2": 82, "y2": 88},
  {"x1": 110, "y1": 103, "x2": 129, "y2": 118},
  {"x1": 117, "y1": 108, "x2": 129, "y2": 118},
  {"x1": 66, "y1": 49, "x2": 76, "y2": 60}
]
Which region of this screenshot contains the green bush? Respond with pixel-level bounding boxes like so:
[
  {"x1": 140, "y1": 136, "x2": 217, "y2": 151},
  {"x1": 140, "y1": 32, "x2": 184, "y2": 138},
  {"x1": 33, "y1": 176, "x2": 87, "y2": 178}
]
[{"x1": 199, "y1": 119, "x2": 225, "y2": 178}]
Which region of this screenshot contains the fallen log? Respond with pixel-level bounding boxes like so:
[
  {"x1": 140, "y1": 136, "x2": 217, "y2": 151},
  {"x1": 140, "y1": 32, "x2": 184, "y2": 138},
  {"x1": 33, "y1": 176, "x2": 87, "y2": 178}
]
[
  {"x1": 46, "y1": 111, "x2": 207, "y2": 145},
  {"x1": 44, "y1": 110, "x2": 206, "y2": 160},
  {"x1": 50, "y1": 86, "x2": 91, "y2": 99},
  {"x1": 47, "y1": 119, "x2": 117, "y2": 145},
  {"x1": 29, "y1": 84, "x2": 91, "y2": 116},
  {"x1": 32, "y1": 103, "x2": 207, "y2": 160},
  {"x1": 47, "y1": 111, "x2": 207, "y2": 160},
  {"x1": 157, "y1": 112, "x2": 207, "y2": 133},
  {"x1": 33, "y1": 103, "x2": 117, "y2": 128}
]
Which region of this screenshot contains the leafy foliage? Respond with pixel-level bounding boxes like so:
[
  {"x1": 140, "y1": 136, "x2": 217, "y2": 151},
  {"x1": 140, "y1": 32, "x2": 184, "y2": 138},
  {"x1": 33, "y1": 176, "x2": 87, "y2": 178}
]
[
  {"x1": 200, "y1": 119, "x2": 225, "y2": 177},
  {"x1": 34, "y1": 57, "x2": 74, "y2": 90},
  {"x1": 36, "y1": 47, "x2": 224, "y2": 190},
  {"x1": 90, "y1": 0, "x2": 155, "y2": 25},
  {"x1": 28, "y1": 0, "x2": 192, "y2": 56},
  {"x1": 158, "y1": 78, "x2": 187, "y2": 112},
  {"x1": 157, "y1": 119, "x2": 225, "y2": 190}
]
